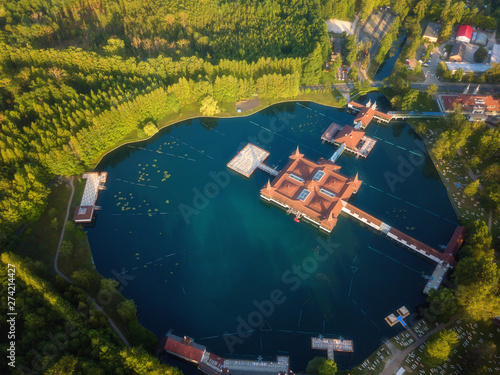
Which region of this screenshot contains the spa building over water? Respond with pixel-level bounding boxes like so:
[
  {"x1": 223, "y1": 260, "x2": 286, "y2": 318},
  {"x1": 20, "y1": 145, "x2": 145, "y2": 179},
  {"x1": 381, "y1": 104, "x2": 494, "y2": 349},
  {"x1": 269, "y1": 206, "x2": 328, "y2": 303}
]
[{"x1": 260, "y1": 147, "x2": 362, "y2": 233}]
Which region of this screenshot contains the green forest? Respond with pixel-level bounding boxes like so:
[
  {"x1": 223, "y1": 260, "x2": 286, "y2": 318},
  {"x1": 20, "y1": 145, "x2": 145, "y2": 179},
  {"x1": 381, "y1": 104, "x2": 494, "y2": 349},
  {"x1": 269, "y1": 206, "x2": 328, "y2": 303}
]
[{"x1": 1, "y1": 0, "x2": 500, "y2": 373}]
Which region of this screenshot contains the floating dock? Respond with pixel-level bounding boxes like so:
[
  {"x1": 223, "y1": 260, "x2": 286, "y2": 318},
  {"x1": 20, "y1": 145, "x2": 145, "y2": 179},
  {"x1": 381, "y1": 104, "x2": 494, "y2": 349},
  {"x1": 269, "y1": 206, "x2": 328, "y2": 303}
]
[
  {"x1": 311, "y1": 336, "x2": 354, "y2": 360},
  {"x1": 73, "y1": 172, "x2": 107, "y2": 223},
  {"x1": 227, "y1": 143, "x2": 275, "y2": 178},
  {"x1": 385, "y1": 306, "x2": 410, "y2": 327}
]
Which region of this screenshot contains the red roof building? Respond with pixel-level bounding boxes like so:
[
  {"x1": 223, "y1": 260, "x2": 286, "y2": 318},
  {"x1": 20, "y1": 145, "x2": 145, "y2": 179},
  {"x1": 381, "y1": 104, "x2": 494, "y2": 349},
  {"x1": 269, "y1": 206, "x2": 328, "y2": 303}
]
[
  {"x1": 441, "y1": 226, "x2": 466, "y2": 267},
  {"x1": 334, "y1": 125, "x2": 365, "y2": 149},
  {"x1": 438, "y1": 94, "x2": 500, "y2": 115},
  {"x1": 457, "y1": 25, "x2": 473, "y2": 43},
  {"x1": 73, "y1": 206, "x2": 95, "y2": 223},
  {"x1": 347, "y1": 101, "x2": 392, "y2": 127},
  {"x1": 354, "y1": 106, "x2": 375, "y2": 128},
  {"x1": 260, "y1": 147, "x2": 362, "y2": 232},
  {"x1": 163, "y1": 334, "x2": 206, "y2": 364}
]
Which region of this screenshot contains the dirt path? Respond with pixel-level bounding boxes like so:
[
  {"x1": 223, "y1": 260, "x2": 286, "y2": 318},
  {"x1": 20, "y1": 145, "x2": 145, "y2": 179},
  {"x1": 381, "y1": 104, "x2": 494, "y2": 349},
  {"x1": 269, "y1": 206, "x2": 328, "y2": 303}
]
[
  {"x1": 54, "y1": 177, "x2": 130, "y2": 347},
  {"x1": 54, "y1": 176, "x2": 74, "y2": 283}
]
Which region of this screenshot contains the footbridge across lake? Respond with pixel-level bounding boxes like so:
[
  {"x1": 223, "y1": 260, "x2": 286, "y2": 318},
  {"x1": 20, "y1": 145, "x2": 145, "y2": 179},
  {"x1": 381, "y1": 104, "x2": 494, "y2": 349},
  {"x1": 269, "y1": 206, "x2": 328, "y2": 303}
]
[{"x1": 387, "y1": 111, "x2": 445, "y2": 120}]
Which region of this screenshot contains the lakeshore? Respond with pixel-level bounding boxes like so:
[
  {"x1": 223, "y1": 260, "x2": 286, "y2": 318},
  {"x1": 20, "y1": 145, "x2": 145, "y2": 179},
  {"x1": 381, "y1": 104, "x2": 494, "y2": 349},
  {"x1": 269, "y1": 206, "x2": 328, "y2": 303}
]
[{"x1": 86, "y1": 97, "x2": 458, "y2": 370}]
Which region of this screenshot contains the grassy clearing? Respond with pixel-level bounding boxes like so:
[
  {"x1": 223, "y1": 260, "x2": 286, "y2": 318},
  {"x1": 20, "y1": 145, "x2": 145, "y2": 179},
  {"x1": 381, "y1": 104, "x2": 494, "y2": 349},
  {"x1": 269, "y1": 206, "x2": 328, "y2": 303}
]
[
  {"x1": 14, "y1": 181, "x2": 71, "y2": 277},
  {"x1": 412, "y1": 92, "x2": 440, "y2": 112}
]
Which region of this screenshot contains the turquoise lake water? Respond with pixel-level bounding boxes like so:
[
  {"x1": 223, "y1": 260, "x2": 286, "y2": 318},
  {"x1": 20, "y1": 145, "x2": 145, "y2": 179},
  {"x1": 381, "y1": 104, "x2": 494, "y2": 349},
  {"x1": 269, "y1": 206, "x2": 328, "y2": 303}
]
[{"x1": 87, "y1": 94, "x2": 458, "y2": 371}]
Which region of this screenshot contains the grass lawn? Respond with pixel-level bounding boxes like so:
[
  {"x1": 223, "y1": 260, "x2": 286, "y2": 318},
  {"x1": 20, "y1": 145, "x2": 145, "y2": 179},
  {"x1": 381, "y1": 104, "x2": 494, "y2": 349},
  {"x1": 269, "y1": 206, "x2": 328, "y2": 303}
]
[
  {"x1": 412, "y1": 92, "x2": 440, "y2": 112},
  {"x1": 406, "y1": 68, "x2": 426, "y2": 83},
  {"x1": 14, "y1": 181, "x2": 71, "y2": 277},
  {"x1": 58, "y1": 178, "x2": 94, "y2": 277}
]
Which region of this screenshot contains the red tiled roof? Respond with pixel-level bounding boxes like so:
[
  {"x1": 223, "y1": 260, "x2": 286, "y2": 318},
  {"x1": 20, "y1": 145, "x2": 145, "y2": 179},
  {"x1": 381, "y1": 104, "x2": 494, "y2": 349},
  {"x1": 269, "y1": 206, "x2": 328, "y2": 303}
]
[
  {"x1": 73, "y1": 206, "x2": 94, "y2": 223},
  {"x1": 354, "y1": 106, "x2": 375, "y2": 127},
  {"x1": 441, "y1": 226, "x2": 466, "y2": 266},
  {"x1": 261, "y1": 149, "x2": 361, "y2": 231},
  {"x1": 164, "y1": 335, "x2": 205, "y2": 363},
  {"x1": 440, "y1": 94, "x2": 500, "y2": 112},
  {"x1": 206, "y1": 353, "x2": 225, "y2": 371},
  {"x1": 348, "y1": 101, "x2": 393, "y2": 122},
  {"x1": 457, "y1": 25, "x2": 473, "y2": 40},
  {"x1": 334, "y1": 125, "x2": 365, "y2": 149}
]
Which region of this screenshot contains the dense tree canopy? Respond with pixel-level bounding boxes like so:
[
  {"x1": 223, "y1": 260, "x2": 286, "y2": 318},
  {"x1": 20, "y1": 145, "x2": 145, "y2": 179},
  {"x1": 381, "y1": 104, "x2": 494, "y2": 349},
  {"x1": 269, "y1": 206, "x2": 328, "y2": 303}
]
[
  {"x1": 0, "y1": 252, "x2": 181, "y2": 374},
  {"x1": 422, "y1": 330, "x2": 459, "y2": 367}
]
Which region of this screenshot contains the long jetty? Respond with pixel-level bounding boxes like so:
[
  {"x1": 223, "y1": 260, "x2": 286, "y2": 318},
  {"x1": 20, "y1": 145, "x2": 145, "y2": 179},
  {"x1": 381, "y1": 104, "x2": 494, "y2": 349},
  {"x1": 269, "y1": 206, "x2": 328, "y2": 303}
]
[{"x1": 341, "y1": 202, "x2": 442, "y2": 264}]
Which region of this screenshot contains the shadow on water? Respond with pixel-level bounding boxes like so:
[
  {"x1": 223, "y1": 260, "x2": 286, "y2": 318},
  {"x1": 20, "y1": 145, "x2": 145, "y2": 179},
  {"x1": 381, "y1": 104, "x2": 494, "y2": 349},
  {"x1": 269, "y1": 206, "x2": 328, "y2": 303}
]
[
  {"x1": 356, "y1": 92, "x2": 393, "y2": 112},
  {"x1": 373, "y1": 35, "x2": 406, "y2": 81}
]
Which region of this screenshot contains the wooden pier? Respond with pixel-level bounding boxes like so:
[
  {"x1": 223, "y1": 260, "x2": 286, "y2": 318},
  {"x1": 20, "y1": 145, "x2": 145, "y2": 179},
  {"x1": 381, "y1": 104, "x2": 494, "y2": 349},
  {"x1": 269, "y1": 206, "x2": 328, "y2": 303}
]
[
  {"x1": 385, "y1": 306, "x2": 410, "y2": 327},
  {"x1": 311, "y1": 337, "x2": 354, "y2": 360}
]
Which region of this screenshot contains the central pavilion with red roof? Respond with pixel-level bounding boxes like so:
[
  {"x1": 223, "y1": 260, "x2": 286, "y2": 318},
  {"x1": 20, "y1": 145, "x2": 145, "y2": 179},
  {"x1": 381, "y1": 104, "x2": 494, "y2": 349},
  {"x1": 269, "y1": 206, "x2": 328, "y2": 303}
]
[{"x1": 260, "y1": 147, "x2": 362, "y2": 232}]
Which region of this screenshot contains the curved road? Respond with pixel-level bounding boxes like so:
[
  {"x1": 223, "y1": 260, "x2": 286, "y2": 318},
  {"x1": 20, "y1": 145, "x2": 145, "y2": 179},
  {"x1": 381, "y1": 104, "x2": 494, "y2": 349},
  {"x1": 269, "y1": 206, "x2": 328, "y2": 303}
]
[{"x1": 55, "y1": 177, "x2": 130, "y2": 348}]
